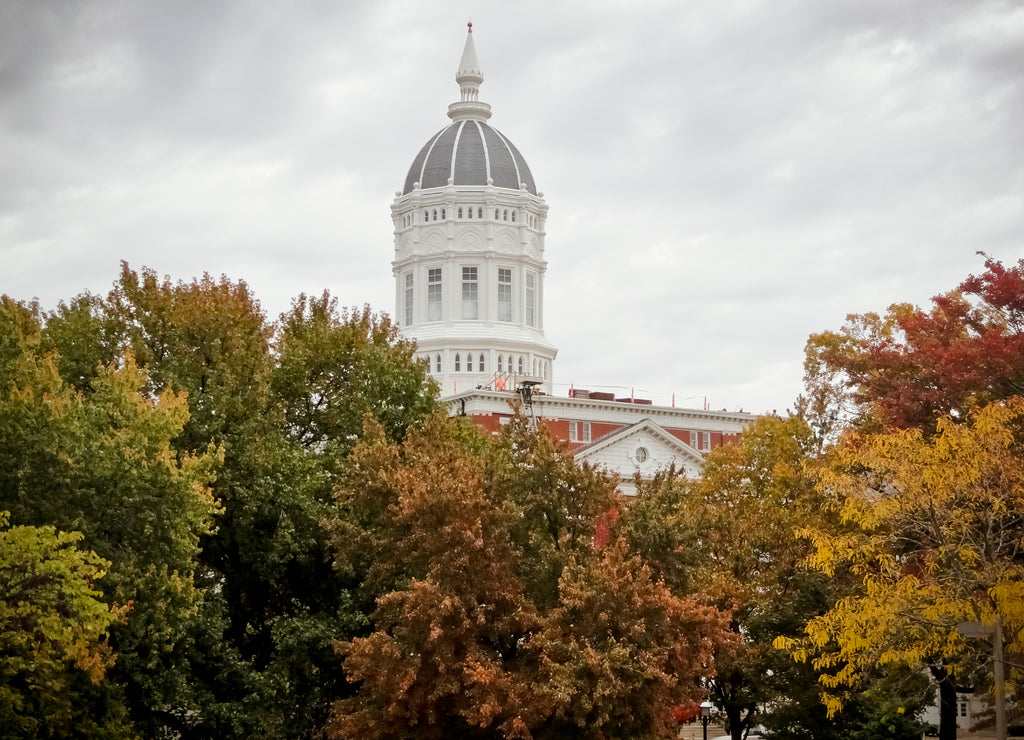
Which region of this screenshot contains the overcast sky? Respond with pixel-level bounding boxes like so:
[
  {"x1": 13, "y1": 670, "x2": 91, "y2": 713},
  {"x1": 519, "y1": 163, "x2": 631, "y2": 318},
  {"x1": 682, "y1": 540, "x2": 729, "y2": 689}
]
[{"x1": 2, "y1": 0, "x2": 1022, "y2": 414}]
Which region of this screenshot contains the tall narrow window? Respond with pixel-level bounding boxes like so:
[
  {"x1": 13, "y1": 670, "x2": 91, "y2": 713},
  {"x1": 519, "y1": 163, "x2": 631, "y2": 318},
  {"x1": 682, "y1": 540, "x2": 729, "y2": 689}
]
[
  {"x1": 569, "y1": 422, "x2": 579, "y2": 443},
  {"x1": 467, "y1": 354, "x2": 473, "y2": 372},
  {"x1": 518, "y1": 356, "x2": 524, "y2": 374},
  {"x1": 455, "y1": 353, "x2": 461, "y2": 372},
  {"x1": 477, "y1": 207, "x2": 483, "y2": 219},
  {"x1": 497, "y1": 268, "x2": 512, "y2": 322},
  {"x1": 404, "y1": 272, "x2": 414, "y2": 326},
  {"x1": 525, "y1": 272, "x2": 537, "y2": 327},
  {"x1": 462, "y1": 266, "x2": 478, "y2": 319},
  {"x1": 458, "y1": 207, "x2": 463, "y2": 218},
  {"x1": 435, "y1": 354, "x2": 441, "y2": 373},
  {"x1": 479, "y1": 353, "x2": 485, "y2": 372},
  {"x1": 468, "y1": 207, "x2": 473, "y2": 219},
  {"x1": 498, "y1": 355, "x2": 503, "y2": 372},
  {"x1": 427, "y1": 268, "x2": 442, "y2": 321},
  {"x1": 582, "y1": 422, "x2": 591, "y2": 443}
]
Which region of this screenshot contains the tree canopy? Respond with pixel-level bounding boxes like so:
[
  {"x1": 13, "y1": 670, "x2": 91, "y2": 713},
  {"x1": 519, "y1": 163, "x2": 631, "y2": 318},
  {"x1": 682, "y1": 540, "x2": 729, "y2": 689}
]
[{"x1": 327, "y1": 414, "x2": 729, "y2": 740}]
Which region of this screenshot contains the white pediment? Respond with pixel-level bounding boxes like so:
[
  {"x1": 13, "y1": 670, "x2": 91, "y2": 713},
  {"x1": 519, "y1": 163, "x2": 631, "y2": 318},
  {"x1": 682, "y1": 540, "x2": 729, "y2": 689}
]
[{"x1": 575, "y1": 419, "x2": 704, "y2": 495}]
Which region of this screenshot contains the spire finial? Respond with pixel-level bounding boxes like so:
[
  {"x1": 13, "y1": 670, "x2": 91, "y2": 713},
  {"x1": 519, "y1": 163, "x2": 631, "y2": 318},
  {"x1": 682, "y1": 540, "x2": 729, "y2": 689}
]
[{"x1": 448, "y1": 22, "x2": 491, "y2": 121}]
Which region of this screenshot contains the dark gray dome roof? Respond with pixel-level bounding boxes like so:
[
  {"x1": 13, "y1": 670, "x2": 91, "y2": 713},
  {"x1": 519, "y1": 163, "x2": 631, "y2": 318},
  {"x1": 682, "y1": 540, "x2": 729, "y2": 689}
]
[{"x1": 403, "y1": 119, "x2": 537, "y2": 195}]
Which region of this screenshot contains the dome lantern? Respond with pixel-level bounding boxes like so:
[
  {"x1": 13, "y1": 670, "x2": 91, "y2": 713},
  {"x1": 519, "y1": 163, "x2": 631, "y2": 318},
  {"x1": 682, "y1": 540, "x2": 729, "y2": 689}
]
[
  {"x1": 448, "y1": 22, "x2": 492, "y2": 122},
  {"x1": 391, "y1": 25, "x2": 557, "y2": 397}
]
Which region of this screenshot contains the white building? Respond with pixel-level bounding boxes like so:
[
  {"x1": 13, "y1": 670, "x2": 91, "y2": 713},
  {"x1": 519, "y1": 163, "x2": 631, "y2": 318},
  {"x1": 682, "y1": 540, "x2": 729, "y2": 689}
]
[
  {"x1": 394, "y1": 24, "x2": 754, "y2": 490},
  {"x1": 391, "y1": 23, "x2": 556, "y2": 396}
]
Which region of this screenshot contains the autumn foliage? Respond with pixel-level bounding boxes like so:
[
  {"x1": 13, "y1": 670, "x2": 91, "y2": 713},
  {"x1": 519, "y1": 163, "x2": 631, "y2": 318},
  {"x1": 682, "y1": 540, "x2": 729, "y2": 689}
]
[
  {"x1": 5, "y1": 255, "x2": 1022, "y2": 739},
  {"x1": 804, "y1": 255, "x2": 1024, "y2": 434},
  {"x1": 327, "y1": 415, "x2": 729, "y2": 740}
]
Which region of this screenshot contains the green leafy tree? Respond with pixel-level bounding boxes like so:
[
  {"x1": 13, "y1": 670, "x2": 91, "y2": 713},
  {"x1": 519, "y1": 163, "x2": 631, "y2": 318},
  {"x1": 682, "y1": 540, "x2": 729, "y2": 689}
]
[
  {"x1": 0, "y1": 513, "x2": 127, "y2": 738},
  {"x1": 485, "y1": 413, "x2": 621, "y2": 608},
  {"x1": 0, "y1": 294, "x2": 220, "y2": 736},
  {"x1": 273, "y1": 293, "x2": 437, "y2": 456},
  {"x1": 99, "y1": 268, "x2": 436, "y2": 737}
]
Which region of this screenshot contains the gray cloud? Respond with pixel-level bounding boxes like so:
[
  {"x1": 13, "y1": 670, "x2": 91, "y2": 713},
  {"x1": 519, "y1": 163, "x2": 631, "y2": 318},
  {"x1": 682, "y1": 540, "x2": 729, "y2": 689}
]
[{"x1": 2, "y1": 0, "x2": 1022, "y2": 414}]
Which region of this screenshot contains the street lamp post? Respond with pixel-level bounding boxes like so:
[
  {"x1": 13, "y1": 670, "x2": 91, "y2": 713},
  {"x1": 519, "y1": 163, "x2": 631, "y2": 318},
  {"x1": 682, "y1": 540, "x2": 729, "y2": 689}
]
[{"x1": 699, "y1": 701, "x2": 713, "y2": 740}]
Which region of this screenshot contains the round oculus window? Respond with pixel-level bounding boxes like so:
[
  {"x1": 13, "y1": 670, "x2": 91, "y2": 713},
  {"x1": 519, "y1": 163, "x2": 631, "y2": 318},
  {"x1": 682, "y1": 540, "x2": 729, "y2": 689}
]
[{"x1": 635, "y1": 446, "x2": 649, "y2": 463}]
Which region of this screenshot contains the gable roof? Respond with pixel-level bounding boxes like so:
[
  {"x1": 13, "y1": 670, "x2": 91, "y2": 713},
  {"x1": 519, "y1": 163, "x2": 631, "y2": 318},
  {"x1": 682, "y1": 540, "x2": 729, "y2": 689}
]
[{"x1": 574, "y1": 418, "x2": 705, "y2": 477}]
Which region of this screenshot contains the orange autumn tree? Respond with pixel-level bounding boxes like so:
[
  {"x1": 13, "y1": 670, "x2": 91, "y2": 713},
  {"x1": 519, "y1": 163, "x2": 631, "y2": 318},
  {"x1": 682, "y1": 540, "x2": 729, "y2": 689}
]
[{"x1": 326, "y1": 413, "x2": 727, "y2": 740}]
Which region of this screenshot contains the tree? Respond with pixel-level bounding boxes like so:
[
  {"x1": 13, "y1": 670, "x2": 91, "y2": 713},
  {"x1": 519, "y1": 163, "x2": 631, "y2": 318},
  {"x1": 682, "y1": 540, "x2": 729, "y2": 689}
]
[
  {"x1": 0, "y1": 293, "x2": 220, "y2": 737},
  {"x1": 3, "y1": 267, "x2": 442, "y2": 738},
  {"x1": 780, "y1": 398, "x2": 1024, "y2": 740},
  {"x1": 625, "y1": 415, "x2": 845, "y2": 740},
  {"x1": 273, "y1": 293, "x2": 437, "y2": 457},
  {"x1": 485, "y1": 413, "x2": 621, "y2": 608},
  {"x1": 328, "y1": 414, "x2": 726, "y2": 740},
  {"x1": 327, "y1": 415, "x2": 538, "y2": 740},
  {"x1": 98, "y1": 267, "x2": 437, "y2": 737},
  {"x1": 528, "y1": 538, "x2": 725, "y2": 740},
  {"x1": 804, "y1": 255, "x2": 1024, "y2": 435},
  {"x1": 0, "y1": 513, "x2": 126, "y2": 738}
]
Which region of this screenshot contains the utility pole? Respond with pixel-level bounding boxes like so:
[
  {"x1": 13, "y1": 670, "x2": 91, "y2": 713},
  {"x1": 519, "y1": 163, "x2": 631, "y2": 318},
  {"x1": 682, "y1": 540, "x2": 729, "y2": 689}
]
[{"x1": 958, "y1": 618, "x2": 1007, "y2": 740}]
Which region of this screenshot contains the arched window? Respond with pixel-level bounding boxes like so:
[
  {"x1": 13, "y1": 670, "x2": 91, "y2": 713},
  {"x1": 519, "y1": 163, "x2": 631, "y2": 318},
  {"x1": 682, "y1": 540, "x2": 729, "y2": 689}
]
[
  {"x1": 479, "y1": 353, "x2": 485, "y2": 372},
  {"x1": 455, "y1": 353, "x2": 461, "y2": 372},
  {"x1": 441, "y1": 208, "x2": 446, "y2": 219},
  {"x1": 423, "y1": 210, "x2": 428, "y2": 221},
  {"x1": 478, "y1": 207, "x2": 483, "y2": 219},
  {"x1": 497, "y1": 355, "x2": 503, "y2": 372},
  {"x1": 458, "y1": 207, "x2": 463, "y2": 218},
  {"x1": 503, "y1": 209, "x2": 508, "y2": 221},
  {"x1": 468, "y1": 207, "x2": 473, "y2": 219},
  {"x1": 495, "y1": 209, "x2": 500, "y2": 220},
  {"x1": 435, "y1": 354, "x2": 441, "y2": 373},
  {"x1": 432, "y1": 209, "x2": 438, "y2": 221},
  {"x1": 511, "y1": 211, "x2": 516, "y2": 222},
  {"x1": 518, "y1": 356, "x2": 524, "y2": 374},
  {"x1": 467, "y1": 354, "x2": 473, "y2": 372}
]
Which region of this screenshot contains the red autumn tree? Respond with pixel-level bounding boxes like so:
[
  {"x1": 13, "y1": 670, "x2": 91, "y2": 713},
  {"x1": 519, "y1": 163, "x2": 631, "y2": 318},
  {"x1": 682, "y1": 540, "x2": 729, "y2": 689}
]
[{"x1": 804, "y1": 255, "x2": 1024, "y2": 435}]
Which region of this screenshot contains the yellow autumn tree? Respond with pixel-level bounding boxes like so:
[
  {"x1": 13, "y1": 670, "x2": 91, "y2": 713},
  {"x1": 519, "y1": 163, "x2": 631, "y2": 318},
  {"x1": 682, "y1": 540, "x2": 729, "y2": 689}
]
[{"x1": 778, "y1": 398, "x2": 1024, "y2": 729}]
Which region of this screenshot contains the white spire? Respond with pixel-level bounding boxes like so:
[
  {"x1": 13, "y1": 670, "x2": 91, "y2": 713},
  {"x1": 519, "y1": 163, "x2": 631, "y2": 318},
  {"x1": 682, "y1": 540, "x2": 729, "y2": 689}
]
[
  {"x1": 457, "y1": 21, "x2": 483, "y2": 82},
  {"x1": 448, "y1": 22, "x2": 492, "y2": 121}
]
